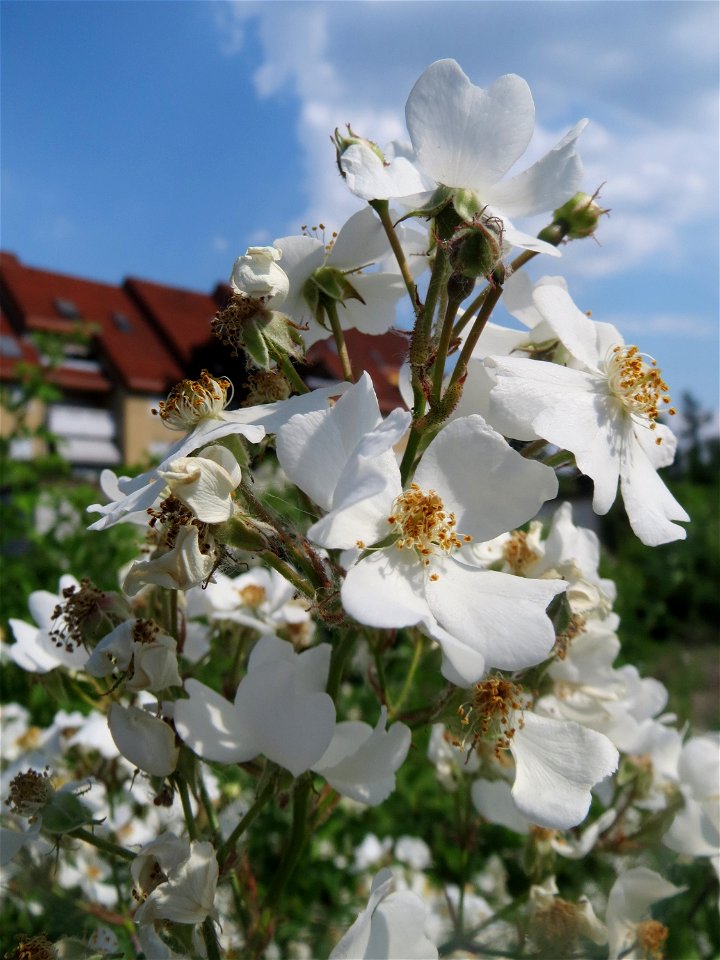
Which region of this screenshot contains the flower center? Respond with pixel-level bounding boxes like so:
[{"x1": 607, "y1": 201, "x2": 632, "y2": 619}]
[
  {"x1": 152, "y1": 370, "x2": 233, "y2": 431},
  {"x1": 502, "y1": 530, "x2": 539, "y2": 574},
  {"x1": 532, "y1": 898, "x2": 583, "y2": 955},
  {"x1": 49, "y1": 579, "x2": 104, "y2": 654},
  {"x1": 5, "y1": 935, "x2": 58, "y2": 960},
  {"x1": 606, "y1": 345, "x2": 676, "y2": 433},
  {"x1": 8, "y1": 768, "x2": 54, "y2": 821},
  {"x1": 636, "y1": 919, "x2": 669, "y2": 960},
  {"x1": 387, "y1": 483, "x2": 471, "y2": 568},
  {"x1": 457, "y1": 678, "x2": 524, "y2": 757},
  {"x1": 147, "y1": 495, "x2": 213, "y2": 554},
  {"x1": 239, "y1": 584, "x2": 267, "y2": 608}
]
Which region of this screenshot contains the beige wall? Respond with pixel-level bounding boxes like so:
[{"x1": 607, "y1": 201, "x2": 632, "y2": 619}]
[
  {"x1": 120, "y1": 393, "x2": 173, "y2": 466},
  {"x1": 0, "y1": 395, "x2": 47, "y2": 458}
]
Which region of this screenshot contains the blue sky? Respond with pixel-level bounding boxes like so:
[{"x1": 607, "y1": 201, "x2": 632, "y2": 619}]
[{"x1": 2, "y1": 1, "x2": 718, "y2": 417}]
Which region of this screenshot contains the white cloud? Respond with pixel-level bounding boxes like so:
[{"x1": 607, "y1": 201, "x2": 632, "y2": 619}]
[
  {"x1": 212, "y1": 3, "x2": 717, "y2": 280},
  {"x1": 602, "y1": 312, "x2": 717, "y2": 341}
]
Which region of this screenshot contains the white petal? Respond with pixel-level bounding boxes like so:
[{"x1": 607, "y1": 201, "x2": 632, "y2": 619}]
[
  {"x1": 307, "y1": 409, "x2": 409, "y2": 549},
  {"x1": 426, "y1": 563, "x2": 565, "y2": 680},
  {"x1": 175, "y1": 679, "x2": 258, "y2": 763},
  {"x1": 235, "y1": 655, "x2": 336, "y2": 777},
  {"x1": 406, "y1": 61, "x2": 534, "y2": 189},
  {"x1": 339, "y1": 142, "x2": 430, "y2": 201},
  {"x1": 485, "y1": 120, "x2": 588, "y2": 217},
  {"x1": 342, "y1": 550, "x2": 431, "y2": 629},
  {"x1": 488, "y1": 357, "x2": 622, "y2": 514},
  {"x1": 619, "y1": 428, "x2": 689, "y2": 545},
  {"x1": 276, "y1": 373, "x2": 383, "y2": 510},
  {"x1": 471, "y1": 779, "x2": 530, "y2": 834},
  {"x1": 107, "y1": 703, "x2": 179, "y2": 777},
  {"x1": 532, "y1": 284, "x2": 604, "y2": 371},
  {"x1": 313, "y1": 708, "x2": 411, "y2": 806},
  {"x1": 500, "y1": 220, "x2": 563, "y2": 257},
  {"x1": 330, "y1": 867, "x2": 438, "y2": 960},
  {"x1": 147, "y1": 840, "x2": 218, "y2": 924},
  {"x1": 328, "y1": 207, "x2": 394, "y2": 269},
  {"x1": 414, "y1": 415, "x2": 558, "y2": 543},
  {"x1": 510, "y1": 712, "x2": 618, "y2": 829}
]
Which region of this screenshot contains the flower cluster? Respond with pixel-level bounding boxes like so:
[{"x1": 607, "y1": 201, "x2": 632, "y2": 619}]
[{"x1": 2, "y1": 58, "x2": 713, "y2": 960}]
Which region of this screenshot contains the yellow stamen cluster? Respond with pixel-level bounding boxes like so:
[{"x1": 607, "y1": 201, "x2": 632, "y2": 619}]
[
  {"x1": 152, "y1": 370, "x2": 233, "y2": 430},
  {"x1": 607, "y1": 345, "x2": 675, "y2": 438},
  {"x1": 49, "y1": 579, "x2": 103, "y2": 654},
  {"x1": 387, "y1": 483, "x2": 471, "y2": 566},
  {"x1": 7, "y1": 768, "x2": 54, "y2": 821},
  {"x1": 239, "y1": 584, "x2": 267, "y2": 608},
  {"x1": 457, "y1": 678, "x2": 524, "y2": 757},
  {"x1": 635, "y1": 919, "x2": 669, "y2": 960},
  {"x1": 503, "y1": 530, "x2": 539, "y2": 574}
]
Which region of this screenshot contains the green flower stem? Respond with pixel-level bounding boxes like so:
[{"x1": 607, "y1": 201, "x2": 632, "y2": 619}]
[
  {"x1": 520, "y1": 438, "x2": 548, "y2": 459},
  {"x1": 445, "y1": 280, "x2": 504, "y2": 395},
  {"x1": 389, "y1": 633, "x2": 424, "y2": 720},
  {"x1": 202, "y1": 916, "x2": 223, "y2": 960},
  {"x1": 543, "y1": 449, "x2": 576, "y2": 468},
  {"x1": 219, "y1": 777, "x2": 276, "y2": 868},
  {"x1": 174, "y1": 774, "x2": 198, "y2": 841},
  {"x1": 68, "y1": 826, "x2": 135, "y2": 862},
  {"x1": 452, "y1": 223, "x2": 568, "y2": 342},
  {"x1": 259, "y1": 550, "x2": 317, "y2": 602},
  {"x1": 238, "y1": 481, "x2": 325, "y2": 590},
  {"x1": 451, "y1": 284, "x2": 490, "y2": 339},
  {"x1": 370, "y1": 199, "x2": 421, "y2": 320},
  {"x1": 399, "y1": 423, "x2": 425, "y2": 486},
  {"x1": 261, "y1": 776, "x2": 311, "y2": 912},
  {"x1": 413, "y1": 246, "x2": 448, "y2": 368},
  {"x1": 326, "y1": 628, "x2": 358, "y2": 700},
  {"x1": 324, "y1": 300, "x2": 355, "y2": 382},
  {"x1": 268, "y1": 343, "x2": 310, "y2": 394},
  {"x1": 430, "y1": 296, "x2": 463, "y2": 406}
]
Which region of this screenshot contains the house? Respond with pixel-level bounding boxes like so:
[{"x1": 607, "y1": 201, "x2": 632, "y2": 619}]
[{"x1": 0, "y1": 252, "x2": 406, "y2": 470}]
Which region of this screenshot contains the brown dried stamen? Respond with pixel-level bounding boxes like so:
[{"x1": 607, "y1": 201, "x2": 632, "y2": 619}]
[{"x1": 152, "y1": 370, "x2": 232, "y2": 430}]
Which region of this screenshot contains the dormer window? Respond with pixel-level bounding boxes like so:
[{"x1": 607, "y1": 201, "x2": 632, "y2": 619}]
[
  {"x1": 54, "y1": 298, "x2": 82, "y2": 320},
  {"x1": 112, "y1": 311, "x2": 133, "y2": 333}
]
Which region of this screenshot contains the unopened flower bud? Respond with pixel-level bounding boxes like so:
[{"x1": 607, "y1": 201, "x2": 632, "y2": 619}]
[
  {"x1": 447, "y1": 216, "x2": 503, "y2": 280},
  {"x1": 333, "y1": 124, "x2": 385, "y2": 176},
  {"x1": 230, "y1": 246, "x2": 289, "y2": 306},
  {"x1": 552, "y1": 191, "x2": 609, "y2": 239}
]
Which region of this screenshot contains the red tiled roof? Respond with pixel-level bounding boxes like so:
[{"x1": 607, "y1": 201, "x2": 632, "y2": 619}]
[
  {"x1": 0, "y1": 309, "x2": 110, "y2": 392},
  {"x1": 0, "y1": 254, "x2": 183, "y2": 393},
  {"x1": 124, "y1": 277, "x2": 219, "y2": 368}
]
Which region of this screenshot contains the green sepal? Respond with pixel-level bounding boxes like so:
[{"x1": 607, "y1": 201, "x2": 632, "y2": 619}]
[
  {"x1": 42, "y1": 791, "x2": 98, "y2": 835},
  {"x1": 312, "y1": 266, "x2": 366, "y2": 305},
  {"x1": 547, "y1": 591, "x2": 573, "y2": 637}
]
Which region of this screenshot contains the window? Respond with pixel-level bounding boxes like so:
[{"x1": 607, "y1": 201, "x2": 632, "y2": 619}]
[
  {"x1": 112, "y1": 311, "x2": 133, "y2": 333},
  {"x1": 54, "y1": 298, "x2": 82, "y2": 320},
  {"x1": 0, "y1": 334, "x2": 22, "y2": 358}
]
